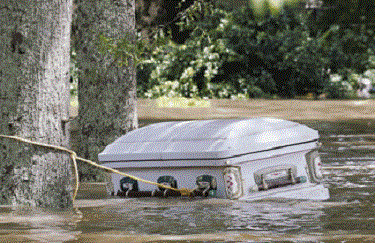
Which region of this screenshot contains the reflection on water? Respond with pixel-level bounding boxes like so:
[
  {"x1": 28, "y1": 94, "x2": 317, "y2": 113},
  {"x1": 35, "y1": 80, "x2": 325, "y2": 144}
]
[
  {"x1": 1, "y1": 120, "x2": 375, "y2": 242},
  {"x1": 0, "y1": 207, "x2": 82, "y2": 242}
]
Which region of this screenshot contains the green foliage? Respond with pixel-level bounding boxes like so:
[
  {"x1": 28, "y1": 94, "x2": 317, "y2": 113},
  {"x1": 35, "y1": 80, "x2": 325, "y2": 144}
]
[
  {"x1": 310, "y1": 0, "x2": 375, "y2": 32},
  {"x1": 317, "y1": 25, "x2": 370, "y2": 73},
  {"x1": 97, "y1": 33, "x2": 139, "y2": 67},
  {"x1": 222, "y1": 6, "x2": 328, "y2": 98},
  {"x1": 325, "y1": 74, "x2": 355, "y2": 99},
  {"x1": 67, "y1": 0, "x2": 374, "y2": 100},
  {"x1": 135, "y1": 1, "x2": 375, "y2": 99},
  {"x1": 138, "y1": 8, "x2": 240, "y2": 98},
  {"x1": 137, "y1": 5, "x2": 318, "y2": 98}
]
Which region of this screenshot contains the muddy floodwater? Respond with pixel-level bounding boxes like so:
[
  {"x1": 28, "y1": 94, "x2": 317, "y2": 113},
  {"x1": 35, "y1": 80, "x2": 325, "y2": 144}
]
[{"x1": 1, "y1": 119, "x2": 375, "y2": 242}]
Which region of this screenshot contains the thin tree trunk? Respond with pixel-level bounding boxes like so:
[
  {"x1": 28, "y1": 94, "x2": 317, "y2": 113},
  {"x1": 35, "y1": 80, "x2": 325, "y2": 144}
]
[
  {"x1": 0, "y1": 1, "x2": 73, "y2": 207},
  {"x1": 72, "y1": 0, "x2": 138, "y2": 181}
]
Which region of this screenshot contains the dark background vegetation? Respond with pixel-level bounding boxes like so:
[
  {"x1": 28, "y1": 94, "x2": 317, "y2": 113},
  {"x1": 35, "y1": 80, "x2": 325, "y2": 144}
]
[{"x1": 133, "y1": 0, "x2": 375, "y2": 99}]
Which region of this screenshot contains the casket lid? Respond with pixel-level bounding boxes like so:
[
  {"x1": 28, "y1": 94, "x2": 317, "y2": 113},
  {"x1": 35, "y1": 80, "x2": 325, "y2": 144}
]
[{"x1": 98, "y1": 118, "x2": 319, "y2": 163}]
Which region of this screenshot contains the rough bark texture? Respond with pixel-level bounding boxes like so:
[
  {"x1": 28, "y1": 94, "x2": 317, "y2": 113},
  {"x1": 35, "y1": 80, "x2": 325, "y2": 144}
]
[
  {"x1": 72, "y1": 0, "x2": 138, "y2": 180},
  {"x1": 0, "y1": 1, "x2": 73, "y2": 207}
]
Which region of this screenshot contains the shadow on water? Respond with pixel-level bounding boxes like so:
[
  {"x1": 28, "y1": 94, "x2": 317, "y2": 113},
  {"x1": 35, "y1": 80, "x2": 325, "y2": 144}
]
[{"x1": 1, "y1": 119, "x2": 375, "y2": 242}]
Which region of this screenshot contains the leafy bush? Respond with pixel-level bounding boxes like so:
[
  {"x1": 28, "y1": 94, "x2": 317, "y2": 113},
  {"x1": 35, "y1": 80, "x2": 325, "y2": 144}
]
[
  {"x1": 137, "y1": 8, "x2": 238, "y2": 98},
  {"x1": 222, "y1": 6, "x2": 329, "y2": 98},
  {"x1": 136, "y1": 2, "x2": 373, "y2": 99},
  {"x1": 325, "y1": 74, "x2": 355, "y2": 99}
]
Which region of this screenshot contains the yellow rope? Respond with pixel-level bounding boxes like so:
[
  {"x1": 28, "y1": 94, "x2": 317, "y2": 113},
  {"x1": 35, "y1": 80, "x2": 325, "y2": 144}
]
[
  {"x1": 0, "y1": 135, "x2": 193, "y2": 203},
  {"x1": 0, "y1": 135, "x2": 81, "y2": 202},
  {"x1": 4, "y1": 134, "x2": 375, "y2": 202},
  {"x1": 70, "y1": 152, "x2": 80, "y2": 201},
  {"x1": 75, "y1": 156, "x2": 193, "y2": 196}
]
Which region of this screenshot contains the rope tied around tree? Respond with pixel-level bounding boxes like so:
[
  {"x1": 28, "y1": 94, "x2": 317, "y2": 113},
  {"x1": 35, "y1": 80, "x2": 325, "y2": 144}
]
[
  {"x1": 2, "y1": 134, "x2": 375, "y2": 203},
  {"x1": 0, "y1": 135, "x2": 194, "y2": 203}
]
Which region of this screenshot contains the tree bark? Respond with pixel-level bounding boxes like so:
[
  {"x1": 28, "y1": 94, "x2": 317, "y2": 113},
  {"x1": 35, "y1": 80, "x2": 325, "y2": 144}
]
[
  {"x1": 0, "y1": 1, "x2": 73, "y2": 207},
  {"x1": 72, "y1": 0, "x2": 138, "y2": 180}
]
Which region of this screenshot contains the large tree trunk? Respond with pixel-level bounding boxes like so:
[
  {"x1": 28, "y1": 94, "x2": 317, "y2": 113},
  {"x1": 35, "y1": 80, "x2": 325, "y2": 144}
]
[
  {"x1": 0, "y1": 1, "x2": 73, "y2": 207},
  {"x1": 73, "y1": 0, "x2": 138, "y2": 181}
]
